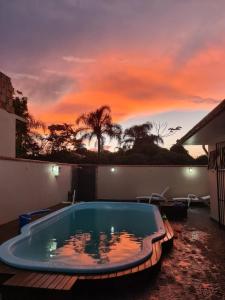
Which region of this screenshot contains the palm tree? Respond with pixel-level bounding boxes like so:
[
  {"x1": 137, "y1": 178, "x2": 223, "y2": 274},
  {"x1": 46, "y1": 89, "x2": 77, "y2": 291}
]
[
  {"x1": 76, "y1": 106, "x2": 122, "y2": 159},
  {"x1": 123, "y1": 122, "x2": 163, "y2": 150}
]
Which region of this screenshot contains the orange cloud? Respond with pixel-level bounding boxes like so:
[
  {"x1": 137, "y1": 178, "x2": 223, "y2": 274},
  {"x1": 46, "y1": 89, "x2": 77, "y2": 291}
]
[{"x1": 30, "y1": 47, "x2": 223, "y2": 126}]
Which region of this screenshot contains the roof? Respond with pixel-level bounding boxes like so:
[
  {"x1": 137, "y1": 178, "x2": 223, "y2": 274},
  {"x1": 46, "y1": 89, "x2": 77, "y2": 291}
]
[{"x1": 179, "y1": 99, "x2": 225, "y2": 145}]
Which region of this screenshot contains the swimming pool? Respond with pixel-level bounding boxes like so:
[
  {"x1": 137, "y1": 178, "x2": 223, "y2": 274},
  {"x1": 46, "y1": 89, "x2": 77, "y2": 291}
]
[{"x1": 0, "y1": 202, "x2": 166, "y2": 274}]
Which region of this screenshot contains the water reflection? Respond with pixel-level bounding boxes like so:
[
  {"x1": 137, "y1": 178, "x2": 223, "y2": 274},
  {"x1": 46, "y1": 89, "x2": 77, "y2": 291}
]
[
  {"x1": 54, "y1": 229, "x2": 143, "y2": 265},
  {"x1": 15, "y1": 207, "x2": 156, "y2": 265}
]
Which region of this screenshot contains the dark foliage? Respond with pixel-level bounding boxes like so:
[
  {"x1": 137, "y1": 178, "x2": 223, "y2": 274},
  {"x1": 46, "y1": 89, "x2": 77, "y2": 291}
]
[
  {"x1": 13, "y1": 96, "x2": 42, "y2": 157},
  {"x1": 15, "y1": 99, "x2": 207, "y2": 166}
]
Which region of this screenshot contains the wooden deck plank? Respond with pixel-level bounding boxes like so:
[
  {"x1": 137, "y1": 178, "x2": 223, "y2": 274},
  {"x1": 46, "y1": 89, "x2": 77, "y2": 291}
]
[
  {"x1": 144, "y1": 258, "x2": 152, "y2": 268},
  {"x1": 108, "y1": 272, "x2": 117, "y2": 278},
  {"x1": 54, "y1": 275, "x2": 71, "y2": 289},
  {"x1": 25, "y1": 273, "x2": 46, "y2": 287},
  {"x1": 138, "y1": 261, "x2": 147, "y2": 272},
  {"x1": 150, "y1": 243, "x2": 158, "y2": 266},
  {"x1": 77, "y1": 275, "x2": 86, "y2": 280},
  {"x1": 15, "y1": 272, "x2": 38, "y2": 287},
  {"x1": 47, "y1": 274, "x2": 66, "y2": 289},
  {"x1": 121, "y1": 268, "x2": 133, "y2": 276},
  {"x1": 116, "y1": 270, "x2": 126, "y2": 277},
  {"x1": 40, "y1": 274, "x2": 59, "y2": 289},
  {"x1": 31, "y1": 273, "x2": 52, "y2": 288},
  {"x1": 62, "y1": 276, "x2": 78, "y2": 290},
  {"x1": 164, "y1": 220, "x2": 174, "y2": 240},
  {"x1": 131, "y1": 266, "x2": 139, "y2": 274},
  {"x1": 100, "y1": 274, "x2": 110, "y2": 279},
  {"x1": 154, "y1": 241, "x2": 162, "y2": 262}
]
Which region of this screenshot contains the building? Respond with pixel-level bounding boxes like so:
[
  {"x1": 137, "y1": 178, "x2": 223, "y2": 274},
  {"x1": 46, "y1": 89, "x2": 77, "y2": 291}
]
[
  {"x1": 0, "y1": 71, "x2": 24, "y2": 158},
  {"x1": 180, "y1": 100, "x2": 225, "y2": 226},
  {"x1": 0, "y1": 72, "x2": 14, "y2": 113}
]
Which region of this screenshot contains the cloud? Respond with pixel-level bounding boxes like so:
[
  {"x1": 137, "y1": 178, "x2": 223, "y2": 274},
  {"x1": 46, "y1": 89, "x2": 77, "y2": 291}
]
[
  {"x1": 1, "y1": 0, "x2": 225, "y2": 130},
  {"x1": 62, "y1": 56, "x2": 96, "y2": 63},
  {"x1": 53, "y1": 102, "x2": 92, "y2": 115},
  {"x1": 94, "y1": 71, "x2": 183, "y2": 101},
  {"x1": 13, "y1": 73, "x2": 76, "y2": 104},
  {"x1": 191, "y1": 96, "x2": 220, "y2": 105},
  {"x1": 9, "y1": 72, "x2": 39, "y2": 81}
]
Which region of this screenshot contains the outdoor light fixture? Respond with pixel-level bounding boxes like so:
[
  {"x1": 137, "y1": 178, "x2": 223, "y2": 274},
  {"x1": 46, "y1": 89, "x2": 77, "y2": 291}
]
[
  {"x1": 111, "y1": 226, "x2": 114, "y2": 234},
  {"x1": 48, "y1": 238, "x2": 57, "y2": 252},
  {"x1": 52, "y1": 165, "x2": 60, "y2": 177},
  {"x1": 111, "y1": 167, "x2": 116, "y2": 172}
]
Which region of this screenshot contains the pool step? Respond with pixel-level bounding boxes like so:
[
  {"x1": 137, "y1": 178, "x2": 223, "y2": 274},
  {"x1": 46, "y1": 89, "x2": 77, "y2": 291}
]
[{"x1": 2, "y1": 271, "x2": 78, "y2": 295}]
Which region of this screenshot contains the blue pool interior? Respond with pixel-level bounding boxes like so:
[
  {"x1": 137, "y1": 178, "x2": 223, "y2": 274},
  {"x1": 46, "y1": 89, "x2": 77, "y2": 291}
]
[{"x1": 0, "y1": 202, "x2": 166, "y2": 274}]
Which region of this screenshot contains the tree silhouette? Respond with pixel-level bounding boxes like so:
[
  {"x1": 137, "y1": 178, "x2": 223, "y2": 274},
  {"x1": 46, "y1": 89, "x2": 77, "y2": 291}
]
[
  {"x1": 76, "y1": 106, "x2": 122, "y2": 159},
  {"x1": 170, "y1": 143, "x2": 190, "y2": 156},
  {"x1": 123, "y1": 122, "x2": 163, "y2": 150},
  {"x1": 45, "y1": 123, "x2": 77, "y2": 153},
  {"x1": 153, "y1": 121, "x2": 182, "y2": 140},
  {"x1": 13, "y1": 95, "x2": 45, "y2": 157}
]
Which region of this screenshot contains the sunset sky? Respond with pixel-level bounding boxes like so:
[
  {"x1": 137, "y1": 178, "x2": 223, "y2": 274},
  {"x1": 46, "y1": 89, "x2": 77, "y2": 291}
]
[{"x1": 1, "y1": 0, "x2": 225, "y2": 156}]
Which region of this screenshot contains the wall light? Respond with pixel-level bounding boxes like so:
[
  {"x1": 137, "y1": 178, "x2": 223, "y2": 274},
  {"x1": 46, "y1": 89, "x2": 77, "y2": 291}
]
[
  {"x1": 52, "y1": 165, "x2": 60, "y2": 177},
  {"x1": 189, "y1": 167, "x2": 193, "y2": 174},
  {"x1": 48, "y1": 238, "x2": 57, "y2": 252},
  {"x1": 111, "y1": 167, "x2": 116, "y2": 173},
  {"x1": 111, "y1": 226, "x2": 114, "y2": 234}
]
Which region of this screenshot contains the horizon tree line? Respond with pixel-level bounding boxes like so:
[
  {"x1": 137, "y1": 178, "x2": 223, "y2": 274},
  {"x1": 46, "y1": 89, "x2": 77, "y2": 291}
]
[{"x1": 13, "y1": 93, "x2": 207, "y2": 165}]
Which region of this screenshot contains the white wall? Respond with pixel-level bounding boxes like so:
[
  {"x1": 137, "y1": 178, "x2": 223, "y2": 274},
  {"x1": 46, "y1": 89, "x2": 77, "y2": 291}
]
[
  {"x1": 97, "y1": 165, "x2": 209, "y2": 200},
  {"x1": 0, "y1": 109, "x2": 16, "y2": 158},
  {"x1": 0, "y1": 159, "x2": 73, "y2": 225}
]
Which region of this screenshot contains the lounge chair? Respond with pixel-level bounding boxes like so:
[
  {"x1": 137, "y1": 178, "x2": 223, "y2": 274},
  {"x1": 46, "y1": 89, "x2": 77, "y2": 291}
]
[
  {"x1": 172, "y1": 194, "x2": 210, "y2": 207},
  {"x1": 188, "y1": 194, "x2": 210, "y2": 206},
  {"x1": 136, "y1": 186, "x2": 170, "y2": 204}
]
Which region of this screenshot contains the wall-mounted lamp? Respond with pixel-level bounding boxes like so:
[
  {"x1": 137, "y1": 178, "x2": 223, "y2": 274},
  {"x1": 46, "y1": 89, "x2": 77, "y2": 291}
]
[
  {"x1": 188, "y1": 167, "x2": 193, "y2": 173},
  {"x1": 111, "y1": 167, "x2": 116, "y2": 173},
  {"x1": 48, "y1": 238, "x2": 57, "y2": 252},
  {"x1": 52, "y1": 165, "x2": 60, "y2": 177},
  {"x1": 111, "y1": 226, "x2": 114, "y2": 234}
]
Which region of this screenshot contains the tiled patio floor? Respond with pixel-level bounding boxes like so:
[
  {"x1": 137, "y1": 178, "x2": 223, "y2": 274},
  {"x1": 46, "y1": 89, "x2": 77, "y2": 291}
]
[{"x1": 1, "y1": 206, "x2": 225, "y2": 299}]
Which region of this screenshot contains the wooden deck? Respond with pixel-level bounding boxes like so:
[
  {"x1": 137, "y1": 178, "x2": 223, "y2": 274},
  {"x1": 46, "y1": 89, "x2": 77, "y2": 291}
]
[{"x1": 0, "y1": 207, "x2": 174, "y2": 299}]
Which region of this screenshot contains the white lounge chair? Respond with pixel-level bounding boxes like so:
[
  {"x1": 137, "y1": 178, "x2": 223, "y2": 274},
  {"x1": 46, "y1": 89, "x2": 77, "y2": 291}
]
[
  {"x1": 172, "y1": 194, "x2": 210, "y2": 207},
  {"x1": 136, "y1": 186, "x2": 170, "y2": 204},
  {"x1": 188, "y1": 194, "x2": 210, "y2": 206}
]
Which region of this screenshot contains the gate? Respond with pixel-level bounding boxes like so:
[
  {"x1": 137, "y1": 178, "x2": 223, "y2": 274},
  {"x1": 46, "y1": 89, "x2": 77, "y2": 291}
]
[
  {"x1": 216, "y1": 141, "x2": 225, "y2": 226},
  {"x1": 76, "y1": 165, "x2": 97, "y2": 202}
]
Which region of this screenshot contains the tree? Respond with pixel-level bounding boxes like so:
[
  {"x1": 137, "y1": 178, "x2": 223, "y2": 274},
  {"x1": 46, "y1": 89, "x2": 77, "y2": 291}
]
[
  {"x1": 170, "y1": 143, "x2": 190, "y2": 156},
  {"x1": 76, "y1": 106, "x2": 122, "y2": 159},
  {"x1": 152, "y1": 121, "x2": 182, "y2": 141},
  {"x1": 45, "y1": 123, "x2": 76, "y2": 154},
  {"x1": 13, "y1": 94, "x2": 44, "y2": 157},
  {"x1": 123, "y1": 122, "x2": 163, "y2": 150},
  {"x1": 195, "y1": 155, "x2": 208, "y2": 165}
]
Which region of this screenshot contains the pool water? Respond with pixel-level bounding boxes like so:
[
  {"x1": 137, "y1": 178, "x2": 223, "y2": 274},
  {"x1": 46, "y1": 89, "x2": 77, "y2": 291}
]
[
  {"x1": 0, "y1": 202, "x2": 165, "y2": 273},
  {"x1": 15, "y1": 208, "x2": 157, "y2": 264}
]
